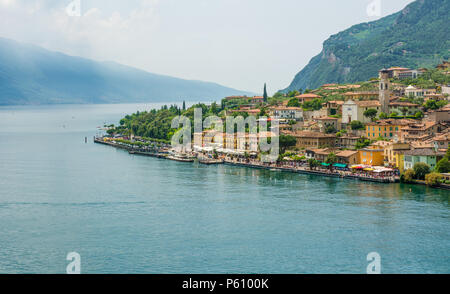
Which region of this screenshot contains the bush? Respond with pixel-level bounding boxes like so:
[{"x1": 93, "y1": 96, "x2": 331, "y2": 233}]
[
  {"x1": 425, "y1": 172, "x2": 443, "y2": 186},
  {"x1": 402, "y1": 169, "x2": 415, "y2": 183},
  {"x1": 413, "y1": 162, "x2": 431, "y2": 180}
]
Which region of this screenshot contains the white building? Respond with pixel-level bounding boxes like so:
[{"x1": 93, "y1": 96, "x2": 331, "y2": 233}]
[
  {"x1": 405, "y1": 85, "x2": 436, "y2": 97},
  {"x1": 342, "y1": 100, "x2": 381, "y2": 124}
]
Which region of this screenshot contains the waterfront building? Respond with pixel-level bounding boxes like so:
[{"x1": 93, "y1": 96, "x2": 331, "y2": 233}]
[
  {"x1": 290, "y1": 131, "x2": 336, "y2": 149},
  {"x1": 403, "y1": 148, "x2": 445, "y2": 170},
  {"x1": 384, "y1": 142, "x2": 411, "y2": 173},
  {"x1": 358, "y1": 147, "x2": 385, "y2": 166},
  {"x1": 336, "y1": 150, "x2": 360, "y2": 166}
]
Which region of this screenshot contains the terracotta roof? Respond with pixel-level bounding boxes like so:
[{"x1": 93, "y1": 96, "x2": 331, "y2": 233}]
[
  {"x1": 344, "y1": 91, "x2": 378, "y2": 96},
  {"x1": 292, "y1": 131, "x2": 336, "y2": 138},
  {"x1": 327, "y1": 100, "x2": 345, "y2": 105},
  {"x1": 387, "y1": 67, "x2": 410, "y2": 71},
  {"x1": 404, "y1": 149, "x2": 445, "y2": 156},
  {"x1": 314, "y1": 116, "x2": 338, "y2": 121},
  {"x1": 295, "y1": 94, "x2": 322, "y2": 99},
  {"x1": 270, "y1": 106, "x2": 302, "y2": 111},
  {"x1": 389, "y1": 102, "x2": 420, "y2": 107},
  {"x1": 366, "y1": 119, "x2": 416, "y2": 126},
  {"x1": 355, "y1": 100, "x2": 381, "y2": 107},
  {"x1": 336, "y1": 150, "x2": 358, "y2": 158},
  {"x1": 433, "y1": 133, "x2": 450, "y2": 141}
]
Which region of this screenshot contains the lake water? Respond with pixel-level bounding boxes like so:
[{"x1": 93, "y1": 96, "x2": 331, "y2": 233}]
[{"x1": 0, "y1": 104, "x2": 448, "y2": 274}]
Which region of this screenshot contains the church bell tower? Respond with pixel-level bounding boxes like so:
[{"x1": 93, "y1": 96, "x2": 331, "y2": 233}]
[{"x1": 379, "y1": 69, "x2": 391, "y2": 114}]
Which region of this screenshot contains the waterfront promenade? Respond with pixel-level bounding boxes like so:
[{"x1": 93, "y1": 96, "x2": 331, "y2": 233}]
[{"x1": 94, "y1": 137, "x2": 398, "y2": 184}]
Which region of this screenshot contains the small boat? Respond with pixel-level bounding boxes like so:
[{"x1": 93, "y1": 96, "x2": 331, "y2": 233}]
[
  {"x1": 167, "y1": 153, "x2": 196, "y2": 162},
  {"x1": 199, "y1": 158, "x2": 224, "y2": 165}
]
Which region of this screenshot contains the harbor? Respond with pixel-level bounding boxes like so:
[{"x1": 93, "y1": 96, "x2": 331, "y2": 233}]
[{"x1": 94, "y1": 136, "x2": 398, "y2": 183}]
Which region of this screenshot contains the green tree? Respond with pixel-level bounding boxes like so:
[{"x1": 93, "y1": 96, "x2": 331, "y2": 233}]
[
  {"x1": 436, "y1": 157, "x2": 450, "y2": 173},
  {"x1": 413, "y1": 162, "x2": 431, "y2": 180},
  {"x1": 325, "y1": 125, "x2": 337, "y2": 134},
  {"x1": 414, "y1": 111, "x2": 424, "y2": 119},
  {"x1": 325, "y1": 153, "x2": 338, "y2": 170},
  {"x1": 390, "y1": 111, "x2": 399, "y2": 118},
  {"x1": 182, "y1": 101, "x2": 186, "y2": 111},
  {"x1": 308, "y1": 158, "x2": 320, "y2": 170},
  {"x1": 279, "y1": 135, "x2": 297, "y2": 153},
  {"x1": 400, "y1": 107, "x2": 409, "y2": 117},
  {"x1": 379, "y1": 112, "x2": 388, "y2": 119},
  {"x1": 350, "y1": 120, "x2": 365, "y2": 130},
  {"x1": 363, "y1": 108, "x2": 378, "y2": 121},
  {"x1": 287, "y1": 98, "x2": 301, "y2": 107}
]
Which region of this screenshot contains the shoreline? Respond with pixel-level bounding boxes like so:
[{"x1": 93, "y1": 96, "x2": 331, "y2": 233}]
[
  {"x1": 94, "y1": 137, "x2": 399, "y2": 185},
  {"x1": 93, "y1": 136, "x2": 450, "y2": 189}
]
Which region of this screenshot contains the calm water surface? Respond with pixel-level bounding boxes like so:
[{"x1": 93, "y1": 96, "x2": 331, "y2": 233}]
[{"x1": 0, "y1": 104, "x2": 448, "y2": 273}]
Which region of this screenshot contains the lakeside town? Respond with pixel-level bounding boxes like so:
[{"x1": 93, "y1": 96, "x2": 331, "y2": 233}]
[{"x1": 97, "y1": 61, "x2": 450, "y2": 188}]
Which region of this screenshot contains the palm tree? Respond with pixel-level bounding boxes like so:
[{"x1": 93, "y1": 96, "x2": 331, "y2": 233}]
[
  {"x1": 308, "y1": 158, "x2": 319, "y2": 170},
  {"x1": 325, "y1": 153, "x2": 338, "y2": 171}
]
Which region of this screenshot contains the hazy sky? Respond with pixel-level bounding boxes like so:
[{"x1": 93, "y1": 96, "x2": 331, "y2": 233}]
[{"x1": 0, "y1": 0, "x2": 415, "y2": 94}]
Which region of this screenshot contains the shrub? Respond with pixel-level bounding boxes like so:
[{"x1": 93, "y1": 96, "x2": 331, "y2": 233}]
[
  {"x1": 402, "y1": 169, "x2": 415, "y2": 183},
  {"x1": 425, "y1": 172, "x2": 443, "y2": 186}
]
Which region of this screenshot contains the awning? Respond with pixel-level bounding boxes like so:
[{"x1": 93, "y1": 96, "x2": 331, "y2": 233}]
[
  {"x1": 351, "y1": 165, "x2": 364, "y2": 169},
  {"x1": 321, "y1": 162, "x2": 331, "y2": 167},
  {"x1": 333, "y1": 163, "x2": 347, "y2": 168}
]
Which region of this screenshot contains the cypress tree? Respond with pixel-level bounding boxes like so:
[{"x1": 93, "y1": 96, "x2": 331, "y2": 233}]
[
  {"x1": 182, "y1": 101, "x2": 186, "y2": 111},
  {"x1": 263, "y1": 83, "x2": 268, "y2": 103}
]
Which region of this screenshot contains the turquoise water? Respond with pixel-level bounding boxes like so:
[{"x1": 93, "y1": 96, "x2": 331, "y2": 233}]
[{"x1": 0, "y1": 104, "x2": 448, "y2": 274}]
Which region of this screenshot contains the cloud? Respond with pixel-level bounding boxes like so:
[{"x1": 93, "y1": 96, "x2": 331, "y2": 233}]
[{"x1": 0, "y1": 0, "x2": 160, "y2": 60}]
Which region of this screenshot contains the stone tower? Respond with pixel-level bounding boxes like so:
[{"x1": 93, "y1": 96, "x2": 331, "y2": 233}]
[{"x1": 379, "y1": 69, "x2": 391, "y2": 114}]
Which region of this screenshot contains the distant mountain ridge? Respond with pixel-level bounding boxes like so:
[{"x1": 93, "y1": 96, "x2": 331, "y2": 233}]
[
  {"x1": 284, "y1": 0, "x2": 450, "y2": 92},
  {"x1": 0, "y1": 37, "x2": 252, "y2": 105}
]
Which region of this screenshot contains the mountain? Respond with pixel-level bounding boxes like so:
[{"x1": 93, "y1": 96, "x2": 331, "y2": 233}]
[
  {"x1": 0, "y1": 38, "x2": 252, "y2": 105},
  {"x1": 284, "y1": 0, "x2": 450, "y2": 92}
]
